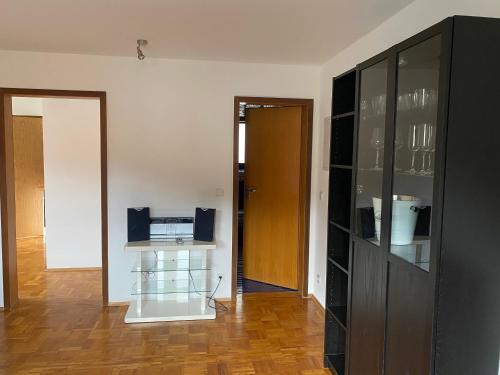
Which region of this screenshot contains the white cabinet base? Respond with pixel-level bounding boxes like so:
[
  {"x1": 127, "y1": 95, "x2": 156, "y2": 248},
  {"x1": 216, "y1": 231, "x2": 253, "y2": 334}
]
[{"x1": 125, "y1": 298, "x2": 216, "y2": 323}]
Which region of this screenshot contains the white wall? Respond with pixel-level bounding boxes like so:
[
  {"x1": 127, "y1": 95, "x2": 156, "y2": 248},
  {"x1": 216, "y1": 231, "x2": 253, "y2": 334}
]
[
  {"x1": 42, "y1": 98, "x2": 102, "y2": 269},
  {"x1": 12, "y1": 97, "x2": 43, "y2": 116},
  {"x1": 0, "y1": 51, "x2": 320, "y2": 302},
  {"x1": 310, "y1": 0, "x2": 500, "y2": 306}
]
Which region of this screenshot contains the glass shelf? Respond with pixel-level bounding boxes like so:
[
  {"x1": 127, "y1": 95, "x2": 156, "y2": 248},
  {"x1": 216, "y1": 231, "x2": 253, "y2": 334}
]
[
  {"x1": 395, "y1": 171, "x2": 434, "y2": 178},
  {"x1": 132, "y1": 278, "x2": 210, "y2": 295},
  {"x1": 132, "y1": 257, "x2": 210, "y2": 272},
  {"x1": 358, "y1": 168, "x2": 434, "y2": 179},
  {"x1": 358, "y1": 167, "x2": 383, "y2": 172},
  {"x1": 390, "y1": 237, "x2": 430, "y2": 272}
]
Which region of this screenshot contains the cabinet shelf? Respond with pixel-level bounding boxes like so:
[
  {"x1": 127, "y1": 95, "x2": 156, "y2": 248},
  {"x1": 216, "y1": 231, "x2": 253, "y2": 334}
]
[
  {"x1": 326, "y1": 262, "x2": 348, "y2": 311},
  {"x1": 358, "y1": 168, "x2": 434, "y2": 179},
  {"x1": 332, "y1": 111, "x2": 355, "y2": 120},
  {"x1": 328, "y1": 257, "x2": 349, "y2": 276},
  {"x1": 329, "y1": 168, "x2": 352, "y2": 229},
  {"x1": 390, "y1": 237, "x2": 431, "y2": 272},
  {"x1": 327, "y1": 305, "x2": 347, "y2": 330},
  {"x1": 332, "y1": 71, "x2": 356, "y2": 116},
  {"x1": 324, "y1": 309, "x2": 346, "y2": 375},
  {"x1": 331, "y1": 164, "x2": 352, "y2": 170},
  {"x1": 325, "y1": 354, "x2": 345, "y2": 375},
  {"x1": 331, "y1": 116, "x2": 354, "y2": 166},
  {"x1": 329, "y1": 221, "x2": 350, "y2": 234},
  {"x1": 396, "y1": 105, "x2": 438, "y2": 121}
]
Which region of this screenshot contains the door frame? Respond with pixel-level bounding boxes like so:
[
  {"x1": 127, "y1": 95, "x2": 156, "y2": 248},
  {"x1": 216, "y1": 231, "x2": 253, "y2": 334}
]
[
  {"x1": 0, "y1": 88, "x2": 108, "y2": 309},
  {"x1": 232, "y1": 96, "x2": 313, "y2": 299}
]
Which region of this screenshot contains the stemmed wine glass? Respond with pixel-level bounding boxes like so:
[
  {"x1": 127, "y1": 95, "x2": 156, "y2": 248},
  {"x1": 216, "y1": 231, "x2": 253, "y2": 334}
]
[
  {"x1": 407, "y1": 124, "x2": 420, "y2": 175},
  {"x1": 360, "y1": 99, "x2": 368, "y2": 120},
  {"x1": 371, "y1": 128, "x2": 384, "y2": 170},
  {"x1": 418, "y1": 123, "x2": 431, "y2": 175},
  {"x1": 423, "y1": 124, "x2": 435, "y2": 175},
  {"x1": 394, "y1": 128, "x2": 403, "y2": 171}
]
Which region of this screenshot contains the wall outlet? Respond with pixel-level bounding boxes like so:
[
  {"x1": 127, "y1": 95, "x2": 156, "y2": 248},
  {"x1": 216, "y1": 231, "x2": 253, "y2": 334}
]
[
  {"x1": 319, "y1": 191, "x2": 324, "y2": 201},
  {"x1": 316, "y1": 273, "x2": 321, "y2": 284},
  {"x1": 215, "y1": 188, "x2": 224, "y2": 197}
]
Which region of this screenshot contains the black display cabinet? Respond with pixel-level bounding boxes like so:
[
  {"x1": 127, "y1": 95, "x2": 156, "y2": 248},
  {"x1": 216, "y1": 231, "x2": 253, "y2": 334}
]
[{"x1": 325, "y1": 16, "x2": 500, "y2": 375}]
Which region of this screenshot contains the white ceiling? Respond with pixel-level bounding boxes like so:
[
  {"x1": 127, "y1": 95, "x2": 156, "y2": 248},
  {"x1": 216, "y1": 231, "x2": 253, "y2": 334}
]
[{"x1": 0, "y1": 0, "x2": 413, "y2": 65}]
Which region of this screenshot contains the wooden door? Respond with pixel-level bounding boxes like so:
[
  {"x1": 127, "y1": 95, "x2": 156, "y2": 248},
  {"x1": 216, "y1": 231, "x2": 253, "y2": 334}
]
[
  {"x1": 243, "y1": 106, "x2": 302, "y2": 290},
  {"x1": 13, "y1": 116, "x2": 45, "y2": 238}
]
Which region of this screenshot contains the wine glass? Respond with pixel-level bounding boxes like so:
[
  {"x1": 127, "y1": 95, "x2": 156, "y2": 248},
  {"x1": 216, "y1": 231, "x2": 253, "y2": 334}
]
[
  {"x1": 424, "y1": 124, "x2": 436, "y2": 175},
  {"x1": 394, "y1": 128, "x2": 403, "y2": 171},
  {"x1": 414, "y1": 88, "x2": 430, "y2": 110},
  {"x1": 360, "y1": 99, "x2": 368, "y2": 120},
  {"x1": 371, "y1": 128, "x2": 384, "y2": 170},
  {"x1": 418, "y1": 123, "x2": 431, "y2": 175},
  {"x1": 371, "y1": 94, "x2": 386, "y2": 116},
  {"x1": 407, "y1": 124, "x2": 420, "y2": 174}
]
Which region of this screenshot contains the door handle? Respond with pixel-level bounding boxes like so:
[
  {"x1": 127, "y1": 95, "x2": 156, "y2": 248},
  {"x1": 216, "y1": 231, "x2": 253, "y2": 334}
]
[{"x1": 244, "y1": 186, "x2": 257, "y2": 199}]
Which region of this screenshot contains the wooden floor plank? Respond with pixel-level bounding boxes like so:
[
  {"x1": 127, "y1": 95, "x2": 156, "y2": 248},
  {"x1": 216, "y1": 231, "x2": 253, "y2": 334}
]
[{"x1": 0, "y1": 237, "x2": 330, "y2": 374}]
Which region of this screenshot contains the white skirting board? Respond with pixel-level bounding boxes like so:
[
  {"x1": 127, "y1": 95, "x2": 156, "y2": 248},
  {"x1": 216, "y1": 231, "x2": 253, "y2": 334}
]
[{"x1": 124, "y1": 298, "x2": 216, "y2": 323}]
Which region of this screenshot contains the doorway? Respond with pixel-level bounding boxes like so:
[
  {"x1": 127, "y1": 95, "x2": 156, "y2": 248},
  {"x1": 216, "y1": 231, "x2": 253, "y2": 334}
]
[
  {"x1": 232, "y1": 97, "x2": 313, "y2": 299},
  {"x1": 0, "y1": 88, "x2": 108, "y2": 309}
]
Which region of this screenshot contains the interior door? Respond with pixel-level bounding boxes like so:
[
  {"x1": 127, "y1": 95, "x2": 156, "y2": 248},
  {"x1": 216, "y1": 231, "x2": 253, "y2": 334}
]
[
  {"x1": 13, "y1": 116, "x2": 45, "y2": 238},
  {"x1": 243, "y1": 106, "x2": 302, "y2": 290}
]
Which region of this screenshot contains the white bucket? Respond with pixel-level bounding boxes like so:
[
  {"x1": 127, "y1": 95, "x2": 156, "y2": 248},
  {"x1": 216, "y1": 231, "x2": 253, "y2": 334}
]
[
  {"x1": 372, "y1": 195, "x2": 421, "y2": 245},
  {"x1": 372, "y1": 197, "x2": 382, "y2": 242}
]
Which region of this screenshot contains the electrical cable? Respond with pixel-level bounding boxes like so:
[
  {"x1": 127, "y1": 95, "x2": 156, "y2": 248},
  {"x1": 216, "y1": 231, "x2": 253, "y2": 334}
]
[{"x1": 188, "y1": 271, "x2": 229, "y2": 312}]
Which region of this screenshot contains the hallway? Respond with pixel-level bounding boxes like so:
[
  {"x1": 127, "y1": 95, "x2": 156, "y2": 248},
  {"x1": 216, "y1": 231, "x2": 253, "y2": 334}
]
[{"x1": 0, "y1": 238, "x2": 328, "y2": 374}]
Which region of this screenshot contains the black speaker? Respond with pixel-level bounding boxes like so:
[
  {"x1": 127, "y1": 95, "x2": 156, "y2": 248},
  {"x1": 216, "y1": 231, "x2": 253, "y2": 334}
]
[
  {"x1": 194, "y1": 208, "x2": 215, "y2": 242},
  {"x1": 127, "y1": 207, "x2": 150, "y2": 242}
]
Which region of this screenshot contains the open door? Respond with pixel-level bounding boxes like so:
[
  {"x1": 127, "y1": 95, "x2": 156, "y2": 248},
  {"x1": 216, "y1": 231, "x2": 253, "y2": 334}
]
[
  {"x1": 243, "y1": 106, "x2": 302, "y2": 290},
  {"x1": 13, "y1": 116, "x2": 45, "y2": 239},
  {"x1": 0, "y1": 93, "x2": 18, "y2": 309}
]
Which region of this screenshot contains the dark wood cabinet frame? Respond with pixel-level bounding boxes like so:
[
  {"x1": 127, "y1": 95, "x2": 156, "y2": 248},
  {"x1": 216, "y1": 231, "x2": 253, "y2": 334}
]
[
  {"x1": 346, "y1": 18, "x2": 454, "y2": 375},
  {"x1": 232, "y1": 96, "x2": 314, "y2": 299},
  {"x1": 0, "y1": 88, "x2": 108, "y2": 309}
]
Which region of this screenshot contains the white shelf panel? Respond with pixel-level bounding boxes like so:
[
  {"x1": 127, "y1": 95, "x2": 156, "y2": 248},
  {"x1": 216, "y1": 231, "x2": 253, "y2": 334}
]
[
  {"x1": 132, "y1": 278, "x2": 210, "y2": 295},
  {"x1": 125, "y1": 298, "x2": 216, "y2": 323},
  {"x1": 125, "y1": 240, "x2": 216, "y2": 252},
  {"x1": 132, "y1": 257, "x2": 210, "y2": 272}
]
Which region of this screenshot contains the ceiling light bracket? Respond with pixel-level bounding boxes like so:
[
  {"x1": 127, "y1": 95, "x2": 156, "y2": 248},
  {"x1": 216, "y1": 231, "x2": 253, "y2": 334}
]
[{"x1": 137, "y1": 39, "x2": 148, "y2": 60}]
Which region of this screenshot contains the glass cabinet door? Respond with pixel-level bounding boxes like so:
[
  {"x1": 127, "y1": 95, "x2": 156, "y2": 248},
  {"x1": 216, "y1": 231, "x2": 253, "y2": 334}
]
[
  {"x1": 389, "y1": 35, "x2": 441, "y2": 271},
  {"x1": 354, "y1": 60, "x2": 389, "y2": 245}
]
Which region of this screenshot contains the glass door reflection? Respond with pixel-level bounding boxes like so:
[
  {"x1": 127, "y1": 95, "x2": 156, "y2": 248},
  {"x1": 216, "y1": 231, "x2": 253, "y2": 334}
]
[
  {"x1": 390, "y1": 35, "x2": 442, "y2": 271},
  {"x1": 354, "y1": 59, "x2": 388, "y2": 245}
]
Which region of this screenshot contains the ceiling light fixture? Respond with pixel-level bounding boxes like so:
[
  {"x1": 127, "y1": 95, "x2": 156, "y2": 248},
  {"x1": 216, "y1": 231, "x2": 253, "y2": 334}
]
[{"x1": 136, "y1": 39, "x2": 148, "y2": 60}]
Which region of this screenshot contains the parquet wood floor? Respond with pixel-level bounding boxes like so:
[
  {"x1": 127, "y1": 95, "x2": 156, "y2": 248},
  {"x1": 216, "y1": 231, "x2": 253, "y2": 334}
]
[{"x1": 0, "y1": 238, "x2": 329, "y2": 375}]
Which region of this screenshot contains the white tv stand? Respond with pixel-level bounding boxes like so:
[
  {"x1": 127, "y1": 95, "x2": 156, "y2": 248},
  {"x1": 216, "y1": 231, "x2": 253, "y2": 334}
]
[{"x1": 124, "y1": 240, "x2": 217, "y2": 323}]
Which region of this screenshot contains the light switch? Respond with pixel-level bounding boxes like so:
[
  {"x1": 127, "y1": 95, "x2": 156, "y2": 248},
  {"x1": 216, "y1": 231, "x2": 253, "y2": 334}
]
[
  {"x1": 215, "y1": 188, "x2": 224, "y2": 197},
  {"x1": 319, "y1": 191, "x2": 324, "y2": 201}
]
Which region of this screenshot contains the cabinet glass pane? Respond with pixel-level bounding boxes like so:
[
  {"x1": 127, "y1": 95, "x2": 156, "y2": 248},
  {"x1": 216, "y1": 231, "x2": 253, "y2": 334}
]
[
  {"x1": 355, "y1": 60, "x2": 388, "y2": 245},
  {"x1": 390, "y1": 35, "x2": 441, "y2": 271}
]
